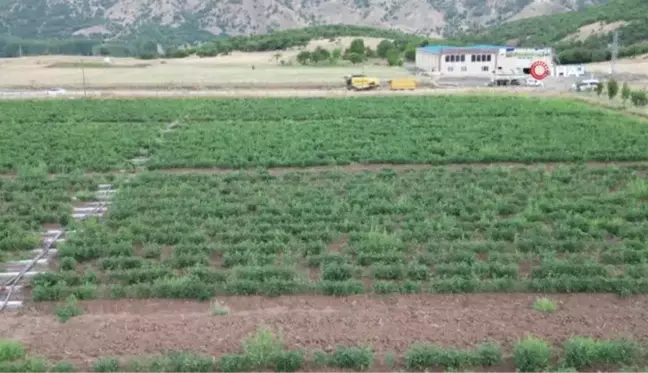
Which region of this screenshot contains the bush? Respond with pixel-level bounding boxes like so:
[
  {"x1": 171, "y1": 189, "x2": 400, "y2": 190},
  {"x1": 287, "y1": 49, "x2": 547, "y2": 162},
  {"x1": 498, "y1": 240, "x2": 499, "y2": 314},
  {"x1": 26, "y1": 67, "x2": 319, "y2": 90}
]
[
  {"x1": 218, "y1": 354, "x2": 252, "y2": 372},
  {"x1": 404, "y1": 344, "x2": 479, "y2": 370},
  {"x1": 0, "y1": 340, "x2": 25, "y2": 362},
  {"x1": 0, "y1": 358, "x2": 48, "y2": 372},
  {"x1": 320, "y1": 280, "x2": 364, "y2": 296},
  {"x1": 59, "y1": 257, "x2": 77, "y2": 271},
  {"x1": 562, "y1": 337, "x2": 637, "y2": 369},
  {"x1": 533, "y1": 297, "x2": 557, "y2": 313},
  {"x1": 53, "y1": 295, "x2": 83, "y2": 323},
  {"x1": 475, "y1": 342, "x2": 503, "y2": 366},
  {"x1": 514, "y1": 336, "x2": 551, "y2": 372},
  {"x1": 621, "y1": 82, "x2": 631, "y2": 103},
  {"x1": 273, "y1": 350, "x2": 305, "y2": 372},
  {"x1": 51, "y1": 360, "x2": 77, "y2": 372},
  {"x1": 93, "y1": 358, "x2": 120, "y2": 372},
  {"x1": 241, "y1": 326, "x2": 283, "y2": 369},
  {"x1": 631, "y1": 90, "x2": 648, "y2": 107},
  {"x1": 331, "y1": 346, "x2": 374, "y2": 371},
  {"x1": 607, "y1": 79, "x2": 619, "y2": 100}
]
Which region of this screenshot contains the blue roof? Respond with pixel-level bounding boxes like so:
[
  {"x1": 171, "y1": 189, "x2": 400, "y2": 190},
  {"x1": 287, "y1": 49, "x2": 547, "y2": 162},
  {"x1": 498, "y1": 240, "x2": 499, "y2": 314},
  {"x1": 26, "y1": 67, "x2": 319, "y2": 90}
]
[{"x1": 417, "y1": 44, "x2": 505, "y2": 53}]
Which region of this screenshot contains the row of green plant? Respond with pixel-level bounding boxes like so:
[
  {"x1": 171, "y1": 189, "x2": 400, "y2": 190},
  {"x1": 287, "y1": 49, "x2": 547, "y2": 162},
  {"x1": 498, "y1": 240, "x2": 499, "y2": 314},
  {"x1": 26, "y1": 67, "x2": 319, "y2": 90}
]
[
  {"x1": 38, "y1": 165, "x2": 648, "y2": 297},
  {"x1": 2, "y1": 330, "x2": 647, "y2": 372},
  {"x1": 2, "y1": 95, "x2": 647, "y2": 172},
  {"x1": 592, "y1": 79, "x2": 648, "y2": 108},
  {"x1": 0, "y1": 170, "x2": 112, "y2": 257},
  {"x1": 29, "y1": 274, "x2": 648, "y2": 301}
]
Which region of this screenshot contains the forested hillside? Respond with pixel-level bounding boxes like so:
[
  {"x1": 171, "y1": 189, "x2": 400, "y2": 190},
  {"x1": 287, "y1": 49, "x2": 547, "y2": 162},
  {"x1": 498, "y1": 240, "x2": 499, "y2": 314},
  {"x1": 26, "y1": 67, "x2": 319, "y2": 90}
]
[{"x1": 465, "y1": 0, "x2": 648, "y2": 63}]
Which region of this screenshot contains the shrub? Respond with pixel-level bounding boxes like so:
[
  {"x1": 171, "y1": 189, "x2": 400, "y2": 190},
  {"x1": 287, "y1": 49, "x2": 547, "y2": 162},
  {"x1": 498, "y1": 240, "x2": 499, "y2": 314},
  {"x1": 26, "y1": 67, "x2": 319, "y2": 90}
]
[
  {"x1": 607, "y1": 79, "x2": 619, "y2": 100},
  {"x1": 241, "y1": 326, "x2": 283, "y2": 369},
  {"x1": 514, "y1": 336, "x2": 551, "y2": 372},
  {"x1": 0, "y1": 340, "x2": 25, "y2": 362},
  {"x1": 631, "y1": 90, "x2": 648, "y2": 107},
  {"x1": 320, "y1": 280, "x2": 364, "y2": 296},
  {"x1": 533, "y1": 297, "x2": 557, "y2": 313},
  {"x1": 51, "y1": 360, "x2": 77, "y2": 372},
  {"x1": 331, "y1": 346, "x2": 374, "y2": 371},
  {"x1": 53, "y1": 295, "x2": 83, "y2": 323},
  {"x1": 210, "y1": 299, "x2": 230, "y2": 316},
  {"x1": 218, "y1": 354, "x2": 252, "y2": 372},
  {"x1": 0, "y1": 358, "x2": 48, "y2": 372},
  {"x1": 93, "y1": 358, "x2": 120, "y2": 372},
  {"x1": 621, "y1": 82, "x2": 631, "y2": 104},
  {"x1": 273, "y1": 350, "x2": 304, "y2": 372},
  {"x1": 475, "y1": 342, "x2": 503, "y2": 366},
  {"x1": 59, "y1": 257, "x2": 77, "y2": 271},
  {"x1": 562, "y1": 337, "x2": 637, "y2": 368},
  {"x1": 595, "y1": 82, "x2": 604, "y2": 96}
]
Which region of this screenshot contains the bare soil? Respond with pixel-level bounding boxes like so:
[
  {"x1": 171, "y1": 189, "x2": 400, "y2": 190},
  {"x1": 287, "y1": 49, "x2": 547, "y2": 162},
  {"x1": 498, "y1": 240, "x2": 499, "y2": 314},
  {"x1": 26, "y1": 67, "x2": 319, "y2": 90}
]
[{"x1": 2, "y1": 294, "x2": 647, "y2": 368}]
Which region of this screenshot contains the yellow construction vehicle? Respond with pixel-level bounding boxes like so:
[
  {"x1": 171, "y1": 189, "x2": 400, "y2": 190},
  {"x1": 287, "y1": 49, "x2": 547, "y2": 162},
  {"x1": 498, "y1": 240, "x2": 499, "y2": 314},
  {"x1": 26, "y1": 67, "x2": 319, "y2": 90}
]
[
  {"x1": 389, "y1": 78, "x2": 416, "y2": 90},
  {"x1": 344, "y1": 74, "x2": 380, "y2": 91}
]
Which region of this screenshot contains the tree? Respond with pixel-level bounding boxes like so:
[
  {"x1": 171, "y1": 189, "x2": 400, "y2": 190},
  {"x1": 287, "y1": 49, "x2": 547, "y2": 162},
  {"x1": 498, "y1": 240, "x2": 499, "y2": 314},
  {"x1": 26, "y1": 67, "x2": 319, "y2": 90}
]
[
  {"x1": 348, "y1": 52, "x2": 363, "y2": 65},
  {"x1": 348, "y1": 38, "x2": 365, "y2": 55},
  {"x1": 310, "y1": 46, "x2": 330, "y2": 63},
  {"x1": 296, "y1": 51, "x2": 311, "y2": 65},
  {"x1": 386, "y1": 49, "x2": 401, "y2": 66},
  {"x1": 376, "y1": 39, "x2": 394, "y2": 58},
  {"x1": 595, "y1": 82, "x2": 604, "y2": 96},
  {"x1": 332, "y1": 48, "x2": 342, "y2": 60},
  {"x1": 621, "y1": 82, "x2": 631, "y2": 104},
  {"x1": 364, "y1": 46, "x2": 376, "y2": 58},
  {"x1": 631, "y1": 90, "x2": 648, "y2": 107},
  {"x1": 607, "y1": 79, "x2": 619, "y2": 100},
  {"x1": 404, "y1": 48, "x2": 416, "y2": 62}
]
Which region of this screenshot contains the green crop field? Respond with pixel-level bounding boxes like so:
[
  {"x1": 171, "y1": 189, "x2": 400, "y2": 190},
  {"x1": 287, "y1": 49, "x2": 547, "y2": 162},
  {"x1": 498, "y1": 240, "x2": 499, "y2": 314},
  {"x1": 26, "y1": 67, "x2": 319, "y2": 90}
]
[
  {"x1": 27, "y1": 165, "x2": 648, "y2": 301},
  {"x1": 0, "y1": 172, "x2": 108, "y2": 259},
  {"x1": 2, "y1": 96, "x2": 648, "y2": 173}
]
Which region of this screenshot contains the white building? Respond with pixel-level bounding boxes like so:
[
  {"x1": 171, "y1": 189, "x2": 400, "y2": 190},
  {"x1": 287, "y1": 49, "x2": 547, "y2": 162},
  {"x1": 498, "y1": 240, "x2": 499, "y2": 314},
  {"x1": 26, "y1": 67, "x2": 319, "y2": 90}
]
[{"x1": 415, "y1": 45, "x2": 555, "y2": 78}]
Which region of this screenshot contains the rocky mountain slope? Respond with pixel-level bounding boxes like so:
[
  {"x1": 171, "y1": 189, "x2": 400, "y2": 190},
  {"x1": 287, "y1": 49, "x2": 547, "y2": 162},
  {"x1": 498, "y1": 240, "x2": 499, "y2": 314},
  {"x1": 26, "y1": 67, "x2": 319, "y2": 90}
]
[{"x1": 0, "y1": 0, "x2": 608, "y2": 41}]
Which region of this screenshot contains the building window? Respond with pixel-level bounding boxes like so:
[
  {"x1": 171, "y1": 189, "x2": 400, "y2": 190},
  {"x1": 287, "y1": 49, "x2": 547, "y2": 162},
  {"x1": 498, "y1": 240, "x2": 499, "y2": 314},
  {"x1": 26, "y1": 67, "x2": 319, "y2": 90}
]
[
  {"x1": 487, "y1": 55, "x2": 492, "y2": 62},
  {"x1": 445, "y1": 55, "x2": 449, "y2": 62},
  {"x1": 448, "y1": 67, "x2": 454, "y2": 72},
  {"x1": 460, "y1": 55, "x2": 465, "y2": 62},
  {"x1": 471, "y1": 55, "x2": 475, "y2": 62},
  {"x1": 482, "y1": 66, "x2": 489, "y2": 72},
  {"x1": 461, "y1": 66, "x2": 467, "y2": 72},
  {"x1": 451, "y1": 55, "x2": 456, "y2": 62}
]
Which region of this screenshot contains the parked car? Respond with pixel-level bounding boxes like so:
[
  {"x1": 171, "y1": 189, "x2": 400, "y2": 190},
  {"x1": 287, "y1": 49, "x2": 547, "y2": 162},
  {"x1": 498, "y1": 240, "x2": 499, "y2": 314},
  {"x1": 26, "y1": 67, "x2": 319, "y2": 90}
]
[
  {"x1": 571, "y1": 79, "x2": 600, "y2": 92},
  {"x1": 47, "y1": 88, "x2": 67, "y2": 96}
]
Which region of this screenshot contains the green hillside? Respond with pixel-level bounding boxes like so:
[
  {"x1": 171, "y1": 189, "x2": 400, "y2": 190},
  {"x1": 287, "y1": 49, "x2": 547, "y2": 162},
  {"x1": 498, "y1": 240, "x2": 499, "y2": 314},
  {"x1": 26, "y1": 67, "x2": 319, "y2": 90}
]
[{"x1": 466, "y1": 0, "x2": 648, "y2": 63}]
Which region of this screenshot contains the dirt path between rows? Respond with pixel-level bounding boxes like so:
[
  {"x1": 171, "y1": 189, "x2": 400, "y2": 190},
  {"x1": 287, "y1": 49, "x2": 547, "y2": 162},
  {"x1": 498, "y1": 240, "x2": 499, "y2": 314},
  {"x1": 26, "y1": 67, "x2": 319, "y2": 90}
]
[
  {"x1": 2, "y1": 160, "x2": 648, "y2": 179},
  {"x1": 2, "y1": 294, "x2": 647, "y2": 367}
]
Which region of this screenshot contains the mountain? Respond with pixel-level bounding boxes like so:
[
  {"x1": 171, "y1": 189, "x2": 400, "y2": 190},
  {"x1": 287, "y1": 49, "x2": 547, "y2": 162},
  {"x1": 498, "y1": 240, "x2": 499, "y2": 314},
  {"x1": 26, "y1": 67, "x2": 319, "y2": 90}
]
[
  {"x1": 0, "y1": 0, "x2": 608, "y2": 44},
  {"x1": 466, "y1": 0, "x2": 648, "y2": 63}
]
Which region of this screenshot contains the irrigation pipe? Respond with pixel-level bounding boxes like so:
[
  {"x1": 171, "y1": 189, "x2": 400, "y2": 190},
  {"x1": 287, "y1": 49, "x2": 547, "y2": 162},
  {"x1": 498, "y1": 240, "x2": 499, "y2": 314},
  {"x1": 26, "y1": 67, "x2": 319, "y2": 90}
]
[{"x1": 0, "y1": 192, "x2": 110, "y2": 311}]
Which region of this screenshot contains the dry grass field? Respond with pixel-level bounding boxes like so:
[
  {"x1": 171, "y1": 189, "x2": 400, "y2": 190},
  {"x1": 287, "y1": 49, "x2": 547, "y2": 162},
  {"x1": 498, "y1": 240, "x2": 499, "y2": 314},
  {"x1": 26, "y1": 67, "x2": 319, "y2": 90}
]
[{"x1": 0, "y1": 37, "x2": 415, "y2": 89}]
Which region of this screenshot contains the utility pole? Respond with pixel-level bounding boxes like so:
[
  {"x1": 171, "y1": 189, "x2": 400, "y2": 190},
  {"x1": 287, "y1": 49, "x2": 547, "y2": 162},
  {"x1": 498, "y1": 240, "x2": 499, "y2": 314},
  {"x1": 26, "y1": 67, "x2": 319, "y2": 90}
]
[
  {"x1": 81, "y1": 59, "x2": 87, "y2": 97},
  {"x1": 608, "y1": 30, "x2": 619, "y2": 76}
]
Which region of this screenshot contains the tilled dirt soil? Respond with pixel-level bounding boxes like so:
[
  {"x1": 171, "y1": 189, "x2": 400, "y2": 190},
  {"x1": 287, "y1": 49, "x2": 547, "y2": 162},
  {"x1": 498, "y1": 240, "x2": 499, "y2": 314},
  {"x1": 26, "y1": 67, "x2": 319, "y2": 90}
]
[{"x1": 2, "y1": 294, "x2": 648, "y2": 368}]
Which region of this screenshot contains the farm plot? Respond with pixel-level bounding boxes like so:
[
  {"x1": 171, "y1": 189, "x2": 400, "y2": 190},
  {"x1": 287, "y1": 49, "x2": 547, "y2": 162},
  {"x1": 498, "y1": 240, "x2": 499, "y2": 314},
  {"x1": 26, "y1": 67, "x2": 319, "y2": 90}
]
[
  {"x1": 0, "y1": 171, "x2": 107, "y2": 261},
  {"x1": 2, "y1": 96, "x2": 648, "y2": 173},
  {"x1": 33, "y1": 165, "x2": 648, "y2": 300}
]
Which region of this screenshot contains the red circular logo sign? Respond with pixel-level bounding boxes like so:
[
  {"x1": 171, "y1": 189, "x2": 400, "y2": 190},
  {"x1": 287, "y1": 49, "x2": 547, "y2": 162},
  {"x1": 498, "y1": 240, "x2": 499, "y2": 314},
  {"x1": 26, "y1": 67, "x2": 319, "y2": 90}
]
[{"x1": 530, "y1": 61, "x2": 550, "y2": 80}]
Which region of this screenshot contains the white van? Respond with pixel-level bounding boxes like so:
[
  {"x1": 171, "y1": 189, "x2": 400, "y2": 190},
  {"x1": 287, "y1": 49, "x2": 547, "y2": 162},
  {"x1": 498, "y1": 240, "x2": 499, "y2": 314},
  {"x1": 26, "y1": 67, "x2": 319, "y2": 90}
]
[{"x1": 571, "y1": 79, "x2": 600, "y2": 92}]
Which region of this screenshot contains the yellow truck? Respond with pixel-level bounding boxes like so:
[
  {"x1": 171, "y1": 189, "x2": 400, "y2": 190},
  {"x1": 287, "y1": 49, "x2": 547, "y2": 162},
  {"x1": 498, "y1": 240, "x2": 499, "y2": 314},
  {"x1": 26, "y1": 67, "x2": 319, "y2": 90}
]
[
  {"x1": 389, "y1": 78, "x2": 416, "y2": 90},
  {"x1": 344, "y1": 75, "x2": 380, "y2": 91}
]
